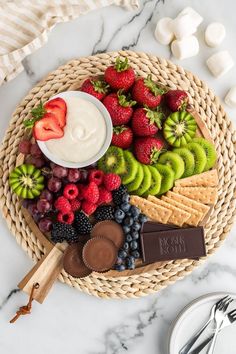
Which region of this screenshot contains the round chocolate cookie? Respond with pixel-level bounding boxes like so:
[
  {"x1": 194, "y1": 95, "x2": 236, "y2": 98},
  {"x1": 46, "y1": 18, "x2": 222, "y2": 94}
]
[
  {"x1": 63, "y1": 243, "x2": 92, "y2": 278},
  {"x1": 82, "y1": 237, "x2": 117, "y2": 272},
  {"x1": 91, "y1": 220, "x2": 124, "y2": 248}
]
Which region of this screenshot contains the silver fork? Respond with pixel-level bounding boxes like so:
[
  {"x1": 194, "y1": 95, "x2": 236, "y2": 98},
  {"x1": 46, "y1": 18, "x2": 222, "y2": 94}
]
[{"x1": 179, "y1": 296, "x2": 233, "y2": 354}]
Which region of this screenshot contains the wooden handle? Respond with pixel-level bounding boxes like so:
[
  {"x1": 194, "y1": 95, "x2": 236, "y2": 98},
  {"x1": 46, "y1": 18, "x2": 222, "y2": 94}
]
[{"x1": 18, "y1": 243, "x2": 67, "y2": 303}]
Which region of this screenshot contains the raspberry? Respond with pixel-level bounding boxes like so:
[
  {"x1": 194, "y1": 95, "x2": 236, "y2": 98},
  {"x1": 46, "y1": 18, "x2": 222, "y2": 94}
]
[
  {"x1": 88, "y1": 169, "x2": 104, "y2": 186},
  {"x1": 57, "y1": 211, "x2": 74, "y2": 224},
  {"x1": 82, "y1": 181, "x2": 99, "y2": 204},
  {"x1": 97, "y1": 186, "x2": 112, "y2": 205},
  {"x1": 103, "y1": 173, "x2": 121, "y2": 191},
  {"x1": 77, "y1": 184, "x2": 85, "y2": 200},
  {"x1": 81, "y1": 201, "x2": 97, "y2": 216},
  {"x1": 54, "y1": 196, "x2": 71, "y2": 213},
  {"x1": 63, "y1": 184, "x2": 79, "y2": 200},
  {"x1": 70, "y1": 199, "x2": 81, "y2": 212}
]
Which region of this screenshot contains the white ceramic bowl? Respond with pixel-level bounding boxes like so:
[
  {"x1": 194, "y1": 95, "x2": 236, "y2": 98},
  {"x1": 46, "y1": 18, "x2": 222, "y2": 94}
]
[{"x1": 37, "y1": 91, "x2": 113, "y2": 168}]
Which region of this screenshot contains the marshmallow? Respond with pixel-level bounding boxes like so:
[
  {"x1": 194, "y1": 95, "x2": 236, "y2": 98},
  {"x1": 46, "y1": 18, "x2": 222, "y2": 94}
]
[
  {"x1": 171, "y1": 13, "x2": 197, "y2": 39},
  {"x1": 177, "y1": 7, "x2": 203, "y2": 28},
  {"x1": 206, "y1": 51, "x2": 234, "y2": 77},
  {"x1": 224, "y1": 87, "x2": 236, "y2": 108},
  {"x1": 171, "y1": 36, "x2": 199, "y2": 60},
  {"x1": 154, "y1": 17, "x2": 174, "y2": 45},
  {"x1": 205, "y1": 22, "x2": 226, "y2": 47}
]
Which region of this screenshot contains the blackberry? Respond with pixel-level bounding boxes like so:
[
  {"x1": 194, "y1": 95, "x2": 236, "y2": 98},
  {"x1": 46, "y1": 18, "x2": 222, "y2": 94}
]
[
  {"x1": 51, "y1": 222, "x2": 78, "y2": 243},
  {"x1": 112, "y1": 185, "x2": 128, "y2": 206},
  {"x1": 94, "y1": 205, "x2": 114, "y2": 222},
  {"x1": 74, "y1": 211, "x2": 92, "y2": 235}
]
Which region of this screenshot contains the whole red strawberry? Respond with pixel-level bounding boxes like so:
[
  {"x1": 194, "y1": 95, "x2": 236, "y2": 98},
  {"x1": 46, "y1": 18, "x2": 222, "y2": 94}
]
[
  {"x1": 132, "y1": 75, "x2": 165, "y2": 108},
  {"x1": 132, "y1": 107, "x2": 164, "y2": 137},
  {"x1": 112, "y1": 125, "x2": 133, "y2": 149},
  {"x1": 104, "y1": 57, "x2": 135, "y2": 91},
  {"x1": 134, "y1": 137, "x2": 164, "y2": 165},
  {"x1": 81, "y1": 78, "x2": 109, "y2": 101},
  {"x1": 165, "y1": 89, "x2": 188, "y2": 111},
  {"x1": 103, "y1": 91, "x2": 136, "y2": 126}
]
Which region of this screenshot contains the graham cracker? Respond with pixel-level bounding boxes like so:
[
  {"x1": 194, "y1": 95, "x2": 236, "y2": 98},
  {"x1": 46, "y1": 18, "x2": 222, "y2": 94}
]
[
  {"x1": 173, "y1": 186, "x2": 218, "y2": 204},
  {"x1": 130, "y1": 195, "x2": 172, "y2": 224},
  {"x1": 175, "y1": 169, "x2": 218, "y2": 187},
  {"x1": 147, "y1": 195, "x2": 191, "y2": 227},
  {"x1": 166, "y1": 191, "x2": 210, "y2": 217}
]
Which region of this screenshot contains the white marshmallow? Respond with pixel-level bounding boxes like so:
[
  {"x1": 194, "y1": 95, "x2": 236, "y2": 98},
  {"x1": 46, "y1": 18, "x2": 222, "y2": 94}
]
[
  {"x1": 206, "y1": 51, "x2": 234, "y2": 77},
  {"x1": 177, "y1": 7, "x2": 203, "y2": 28},
  {"x1": 154, "y1": 17, "x2": 174, "y2": 45},
  {"x1": 205, "y1": 22, "x2": 226, "y2": 47},
  {"x1": 171, "y1": 14, "x2": 197, "y2": 39},
  {"x1": 171, "y1": 36, "x2": 199, "y2": 60},
  {"x1": 224, "y1": 87, "x2": 236, "y2": 108}
]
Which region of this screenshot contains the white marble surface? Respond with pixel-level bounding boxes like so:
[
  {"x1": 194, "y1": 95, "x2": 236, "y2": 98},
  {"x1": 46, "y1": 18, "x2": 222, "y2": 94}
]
[{"x1": 1, "y1": 1, "x2": 236, "y2": 353}]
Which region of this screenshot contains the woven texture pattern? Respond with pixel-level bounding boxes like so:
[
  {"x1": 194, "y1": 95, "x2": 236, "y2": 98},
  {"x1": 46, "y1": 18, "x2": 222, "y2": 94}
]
[{"x1": 1, "y1": 50, "x2": 236, "y2": 299}]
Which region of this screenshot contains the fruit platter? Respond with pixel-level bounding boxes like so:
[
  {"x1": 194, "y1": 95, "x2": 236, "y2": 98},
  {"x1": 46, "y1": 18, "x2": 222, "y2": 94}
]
[{"x1": 1, "y1": 51, "x2": 236, "y2": 299}]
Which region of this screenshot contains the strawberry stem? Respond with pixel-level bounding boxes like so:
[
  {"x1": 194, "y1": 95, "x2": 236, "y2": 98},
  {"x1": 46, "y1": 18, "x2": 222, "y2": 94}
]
[
  {"x1": 113, "y1": 125, "x2": 127, "y2": 135},
  {"x1": 144, "y1": 106, "x2": 164, "y2": 129},
  {"x1": 24, "y1": 101, "x2": 46, "y2": 129},
  {"x1": 114, "y1": 57, "x2": 130, "y2": 72},
  {"x1": 117, "y1": 90, "x2": 136, "y2": 107},
  {"x1": 144, "y1": 75, "x2": 166, "y2": 96},
  {"x1": 91, "y1": 79, "x2": 109, "y2": 94},
  {"x1": 150, "y1": 147, "x2": 162, "y2": 164}
]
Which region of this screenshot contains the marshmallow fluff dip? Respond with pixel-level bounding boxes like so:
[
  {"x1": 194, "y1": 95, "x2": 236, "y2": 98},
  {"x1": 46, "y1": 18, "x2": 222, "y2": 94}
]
[{"x1": 45, "y1": 96, "x2": 107, "y2": 163}]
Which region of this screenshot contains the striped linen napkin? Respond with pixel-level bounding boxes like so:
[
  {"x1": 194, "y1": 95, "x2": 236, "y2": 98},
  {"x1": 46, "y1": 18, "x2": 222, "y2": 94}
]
[{"x1": 0, "y1": 0, "x2": 139, "y2": 85}]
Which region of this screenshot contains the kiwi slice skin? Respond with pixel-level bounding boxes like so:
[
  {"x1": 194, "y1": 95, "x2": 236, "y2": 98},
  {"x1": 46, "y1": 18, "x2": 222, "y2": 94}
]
[
  {"x1": 127, "y1": 163, "x2": 144, "y2": 192},
  {"x1": 173, "y1": 147, "x2": 195, "y2": 178},
  {"x1": 163, "y1": 111, "x2": 197, "y2": 147},
  {"x1": 9, "y1": 164, "x2": 44, "y2": 199},
  {"x1": 98, "y1": 146, "x2": 126, "y2": 174},
  {"x1": 133, "y1": 165, "x2": 152, "y2": 196},
  {"x1": 153, "y1": 163, "x2": 175, "y2": 195},
  {"x1": 158, "y1": 151, "x2": 185, "y2": 180},
  {"x1": 192, "y1": 137, "x2": 217, "y2": 171},
  {"x1": 121, "y1": 150, "x2": 139, "y2": 185},
  {"x1": 185, "y1": 142, "x2": 207, "y2": 175},
  {"x1": 144, "y1": 166, "x2": 162, "y2": 196}
]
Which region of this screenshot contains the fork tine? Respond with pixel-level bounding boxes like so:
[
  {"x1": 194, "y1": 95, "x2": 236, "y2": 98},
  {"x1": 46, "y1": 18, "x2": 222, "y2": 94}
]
[
  {"x1": 229, "y1": 309, "x2": 236, "y2": 317},
  {"x1": 217, "y1": 295, "x2": 231, "y2": 310},
  {"x1": 222, "y1": 297, "x2": 234, "y2": 312}
]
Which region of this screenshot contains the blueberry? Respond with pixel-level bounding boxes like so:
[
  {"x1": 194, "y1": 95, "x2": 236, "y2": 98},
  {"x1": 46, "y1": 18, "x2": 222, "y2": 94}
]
[
  {"x1": 115, "y1": 264, "x2": 126, "y2": 271},
  {"x1": 126, "y1": 211, "x2": 132, "y2": 217},
  {"x1": 123, "y1": 225, "x2": 131, "y2": 234},
  {"x1": 123, "y1": 242, "x2": 129, "y2": 251},
  {"x1": 131, "y1": 222, "x2": 141, "y2": 232},
  {"x1": 120, "y1": 202, "x2": 131, "y2": 213},
  {"x1": 115, "y1": 209, "x2": 125, "y2": 220},
  {"x1": 118, "y1": 249, "x2": 128, "y2": 259},
  {"x1": 122, "y1": 194, "x2": 130, "y2": 203},
  {"x1": 130, "y1": 240, "x2": 138, "y2": 250},
  {"x1": 131, "y1": 231, "x2": 139, "y2": 240},
  {"x1": 130, "y1": 205, "x2": 140, "y2": 217},
  {"x1": 126, "y1": 257, "x2": 135, "y2": 270},
  {"x1": 125, "y1": 234, "x2": 133, "y2": 242},
  {"x1": 116, "y1": 257, "x2": 123, "y2": 265},
  {"x1": 139, "y1": 213, "x2": 148, "y2": 224},
  {"x1": 115, "y1": 217, "x2": 123, "y2": 224},
  {"x1": 131, "y1": 250, "x2": 140, "y2": 259},
  {"x1": 123, "y1": 216, "x2": 134, "y2": 227}
]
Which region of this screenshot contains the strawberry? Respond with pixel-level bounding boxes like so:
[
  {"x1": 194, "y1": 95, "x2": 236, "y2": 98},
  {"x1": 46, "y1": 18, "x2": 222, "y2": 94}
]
[
  {"x1": 112, "y1": 125, "x2": 133, "y2": 149},
  {"x1": 103, "y1": 92, "x2": 136, "y2": 126},
  {"x1": 132, "y1": 107, "x2": 164, "y2": 137},
  {"x1": 81, "y1": 181, "x2": 99, "y2": 204},
  {"x1": 44, "y1": 97, "x2": 67, "y2": 114},
  {"x1": 45, "y1": 105, "x2": 66, "y2": 128},
  {"x1": 82, "y1": 201, "x2": 97, "y2": 216},
  {"x1": 103, "y1": 173, "x2": 121, "y2": 191},
  {"x1": 97, "y1": 186, "x2": 112, "y2": 205},
  {"x1": 104, "y1": 57, "x2": 135, "y2": 91},
  {"x1": 165, "y1": 89, "x2": 189, "y2": 112},
  {"x1": 132, "y1": 75, "x2": 165, "y2": 108},
  {"x1": 81, "y1": 78, "x2": 109, "y2": 100},
  {"x1": 134, "y1": 137, "x2": 164, "y2": 165},
  {"x1": 33, "y1": 114, "x2": 64, "y2": 141}
]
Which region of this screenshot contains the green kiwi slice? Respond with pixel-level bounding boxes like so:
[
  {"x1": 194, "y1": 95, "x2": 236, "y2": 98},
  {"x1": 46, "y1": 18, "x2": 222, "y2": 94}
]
[
  {"x1": 126, "y1": 163, "x2": 144, "y2": 192},
  {"x1": 163, "y1": 111, "x2": 197, "y2": 147},
  {"x1": 144, "y1": 166, "x2": 162, "y2": 196},
  {"x1": 173, "y1": 147, "x2": 195, "y2": 178},
  {"x1": 9, "y1": 164, "x2": 44, "y2": 199},
  {"x1": 153, "y1": 163, "x2": 175, "y2": 195},
  {"x1": 98, "y1": 146, "x2": 126, "y2": 174},
  {"x1": 192, "y1": 137, "x2": 217, "y2": 171},
  {"x1": 133, "y1": 165, "x2": 152, "y2": 196},
  {"x1": 121, "y1": 150, "x2": 139, "y2": 185},
  {"x1": 158, "y1": 151, "x2": 185, "y2": 180},
  {"x1": 185, "y1": 142, "x2": 207, "y2": 175}
]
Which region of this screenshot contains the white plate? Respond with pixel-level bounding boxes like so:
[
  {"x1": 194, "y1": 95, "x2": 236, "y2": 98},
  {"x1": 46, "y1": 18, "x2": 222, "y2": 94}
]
[
  {"x1": 168, "y1": 292, "x2": 236, "y2": 354},
  {"x1": 37, "y1": 91, "x2": 113, "y2": 168}
]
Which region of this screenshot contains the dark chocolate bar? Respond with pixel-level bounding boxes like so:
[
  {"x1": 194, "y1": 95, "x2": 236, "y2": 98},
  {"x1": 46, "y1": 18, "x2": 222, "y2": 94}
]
[
  {"x1": 141, "y1": 227, "x2": 206, "y2": 263},
  {"x1": 141, "y1": 221, "x2": 178, "y2": 233}
]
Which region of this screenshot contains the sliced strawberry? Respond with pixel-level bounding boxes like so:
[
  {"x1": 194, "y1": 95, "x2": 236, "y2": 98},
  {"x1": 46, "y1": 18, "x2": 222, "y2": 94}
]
[
  {"x1": 45, "y1": 105, "x2": 66, "y2": 127},
  {"x1": 44, "y1": 98, "x2": 67, "y2": 114},
  {"x1": 33, "y1": 113, "x2": 64, "y2": 141}
]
